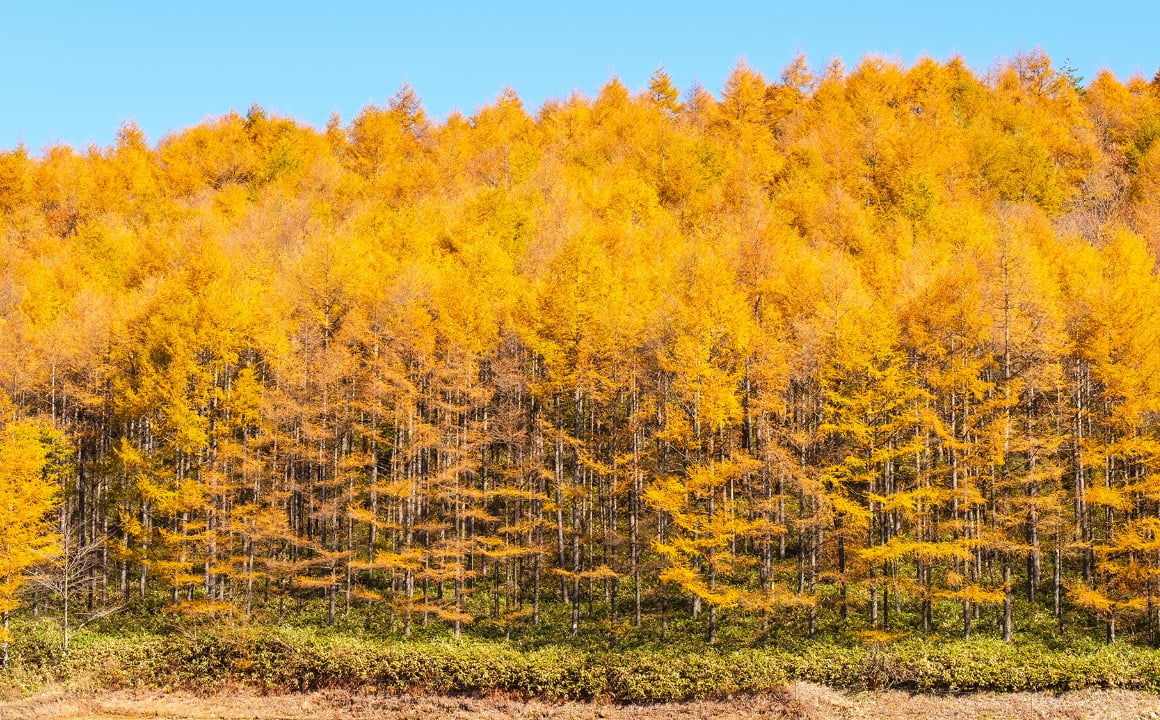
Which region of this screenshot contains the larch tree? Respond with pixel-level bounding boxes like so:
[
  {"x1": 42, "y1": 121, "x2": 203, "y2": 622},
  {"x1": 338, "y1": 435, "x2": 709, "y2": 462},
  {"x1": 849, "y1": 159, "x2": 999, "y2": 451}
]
[{"x1": 0, "y1": 407, "x2": 67, "y2": 665}]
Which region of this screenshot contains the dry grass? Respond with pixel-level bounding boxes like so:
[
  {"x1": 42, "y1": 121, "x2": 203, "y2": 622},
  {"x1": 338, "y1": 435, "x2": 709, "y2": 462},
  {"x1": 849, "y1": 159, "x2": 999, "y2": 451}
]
[
  {"x1": 2, "y1": 684, "x2": 1160, "y2": 720},
  {"x1": 783, "y1": 681, "x2": 1160, "y2": 719}
]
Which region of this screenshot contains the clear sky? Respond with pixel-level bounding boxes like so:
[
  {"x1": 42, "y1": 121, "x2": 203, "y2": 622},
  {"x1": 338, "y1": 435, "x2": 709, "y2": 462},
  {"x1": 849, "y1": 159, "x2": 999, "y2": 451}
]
[{"x1": 3, "y1": 0, "x2": 1158, "y2": 153}]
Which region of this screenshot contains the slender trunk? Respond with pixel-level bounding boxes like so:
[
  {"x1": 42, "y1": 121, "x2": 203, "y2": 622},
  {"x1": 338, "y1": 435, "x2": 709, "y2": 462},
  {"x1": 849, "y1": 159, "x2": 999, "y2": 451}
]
[
  {"x1": 1054, "y1": 543, "x2": 1062, "y2": 621},
  {"x1": 1150, "y1": 575, "x2": 1156, "y2": 647},
  {"x1": 570, "y1": 387, "x2": 583, "y2": 638},
  {"x1": 1027, "y1": 491, "x2": 1040, "y2": 604},
  {"x1": 454, "y1": 577, "x2": 463, "y2": 637},
  {"x1": 555, "y1": 427, "x2": 567, "y2": 605},
  {"x1": 1002, "y1": 559, "x2": 1012, "y2": 642},
  {"x1": 707, "y1": 482, "x2": 718, "y2": 645},
  {"x1": 532, "y1": 552, "x2": 541, "y2": 626},
  {"x1": 493, "y1": 562, "x2": 501, "y2": 620},
  {"x1": 921, "y1": 563, "x2": 932, "y2": 636},
  {"x1": 327, "y1": 578, "x2": 336, "y2": 627},
  {"x1": 838, "y1": 531, "x2": 847, "y2": 621},
  {"x1": 631, "y1": 409, "x2": 642, "y2": 628},
  {"x1": 808, "y1": 524, "x2": 818, "y2": 640},
  {"x1": 62, "y1": 532, "x2": 71, "y2": 652},
  {"x1": 245, "y1": 539, "x2": 255, "y2": 616},
  {"x1": 609, "y1": 576, "x2": 619, "y2": 648}
]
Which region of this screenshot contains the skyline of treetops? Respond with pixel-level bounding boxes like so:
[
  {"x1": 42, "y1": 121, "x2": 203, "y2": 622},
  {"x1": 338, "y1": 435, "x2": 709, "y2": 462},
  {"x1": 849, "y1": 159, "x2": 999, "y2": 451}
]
[{"x1": 4, "y1": 50, "x2": 1160, "y2": 654}]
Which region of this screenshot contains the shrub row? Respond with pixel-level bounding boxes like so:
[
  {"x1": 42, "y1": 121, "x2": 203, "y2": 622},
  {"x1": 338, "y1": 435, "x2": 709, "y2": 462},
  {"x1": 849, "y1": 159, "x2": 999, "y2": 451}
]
[
  {"x1": 8, "y1": 630, "x2": 1160, "y2": 700},
  {"x1": 771, "y1": 640, "x2": 1160, "y2": 693},
  {"x1": 51, "y1": 632, "x2": 787, "y2": 701}
]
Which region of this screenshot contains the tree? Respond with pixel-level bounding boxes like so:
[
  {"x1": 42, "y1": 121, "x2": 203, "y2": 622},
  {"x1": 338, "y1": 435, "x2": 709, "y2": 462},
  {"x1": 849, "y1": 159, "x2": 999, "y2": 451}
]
[{"x1": 0, "y1": 409, "x2": 66, "y2": 667}]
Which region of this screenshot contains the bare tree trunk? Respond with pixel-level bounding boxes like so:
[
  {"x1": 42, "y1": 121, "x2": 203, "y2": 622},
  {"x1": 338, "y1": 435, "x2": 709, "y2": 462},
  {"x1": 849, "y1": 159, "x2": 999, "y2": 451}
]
[
  {"x1": 1054, "y1": 543, "x2": 1062, "y2": 622},
  {"x1": 532, "y1": 552, "x2": 541, "y2": 626},
  {"x1": 327, "y1": 575, "x2": 336, "y2": 627},
  {"x1": 1003, "y1": 559, "x2": 1012, "y2": 643}
]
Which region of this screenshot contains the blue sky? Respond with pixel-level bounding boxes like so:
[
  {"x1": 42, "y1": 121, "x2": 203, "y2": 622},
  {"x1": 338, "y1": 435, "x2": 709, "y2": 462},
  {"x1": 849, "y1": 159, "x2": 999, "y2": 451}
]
[{"x1": 3, "y1": 1, "x2": 1157, "y2": 152}]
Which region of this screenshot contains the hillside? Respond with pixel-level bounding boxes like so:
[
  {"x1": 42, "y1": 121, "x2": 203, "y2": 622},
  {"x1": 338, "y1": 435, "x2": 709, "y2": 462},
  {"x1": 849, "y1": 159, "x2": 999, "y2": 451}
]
[{"x1": 3, "y1": 52, "x2": 1160, "y2": 664}]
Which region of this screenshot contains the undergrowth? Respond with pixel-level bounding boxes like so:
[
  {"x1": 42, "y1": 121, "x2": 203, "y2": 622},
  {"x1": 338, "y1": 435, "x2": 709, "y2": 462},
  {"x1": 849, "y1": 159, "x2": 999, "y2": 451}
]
[{"x1": 5, "y1": 621, "x2": 1160, "y2": 701}]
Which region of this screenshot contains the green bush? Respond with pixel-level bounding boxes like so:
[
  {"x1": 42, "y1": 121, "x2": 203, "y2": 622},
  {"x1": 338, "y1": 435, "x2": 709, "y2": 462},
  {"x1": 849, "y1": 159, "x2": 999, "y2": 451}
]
[{"x1": 7, "y1": 626, "x2": 1160, "y2": 700}]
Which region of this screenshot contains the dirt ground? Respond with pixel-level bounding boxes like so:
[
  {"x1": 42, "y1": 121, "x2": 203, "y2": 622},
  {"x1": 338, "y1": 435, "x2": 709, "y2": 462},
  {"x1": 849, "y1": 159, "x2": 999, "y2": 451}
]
[{"x1": 1, "y1": 683, "x2": 1159, "y2": 720}]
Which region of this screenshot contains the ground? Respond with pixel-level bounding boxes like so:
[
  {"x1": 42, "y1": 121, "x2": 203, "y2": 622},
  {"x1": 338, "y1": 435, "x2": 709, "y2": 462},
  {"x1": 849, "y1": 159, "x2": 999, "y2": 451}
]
[{"x1": 2, "y1": 684, "x2": 1159, "y2": 720}]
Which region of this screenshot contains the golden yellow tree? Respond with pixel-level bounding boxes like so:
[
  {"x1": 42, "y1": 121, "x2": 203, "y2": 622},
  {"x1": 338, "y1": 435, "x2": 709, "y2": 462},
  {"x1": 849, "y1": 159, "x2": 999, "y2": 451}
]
[{"x1": 0, "y1": 408, "x2": 66, "y2": 666}]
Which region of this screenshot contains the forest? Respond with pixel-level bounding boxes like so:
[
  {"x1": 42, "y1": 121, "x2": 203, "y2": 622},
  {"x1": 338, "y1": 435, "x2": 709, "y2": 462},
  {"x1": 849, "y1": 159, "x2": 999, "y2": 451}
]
[{"x1": 4, "y1": 50, "x2": 1160, "y2": 669}]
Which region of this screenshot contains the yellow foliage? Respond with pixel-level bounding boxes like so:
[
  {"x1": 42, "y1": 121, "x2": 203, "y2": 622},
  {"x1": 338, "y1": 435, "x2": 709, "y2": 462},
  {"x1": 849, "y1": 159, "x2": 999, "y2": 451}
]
[
  {"x1": 0, "y1": 416, "x2": 64, "y2": 643},
  {"x1": 5, "y1": 53, "x2": 1160, "y2": 642}
]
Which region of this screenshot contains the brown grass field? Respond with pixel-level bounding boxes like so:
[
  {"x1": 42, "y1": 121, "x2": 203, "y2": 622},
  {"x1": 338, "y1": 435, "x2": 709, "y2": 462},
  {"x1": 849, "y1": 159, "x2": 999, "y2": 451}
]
[{"x1": 2, "y1": 684, "x2": 1160, "y2": 720}]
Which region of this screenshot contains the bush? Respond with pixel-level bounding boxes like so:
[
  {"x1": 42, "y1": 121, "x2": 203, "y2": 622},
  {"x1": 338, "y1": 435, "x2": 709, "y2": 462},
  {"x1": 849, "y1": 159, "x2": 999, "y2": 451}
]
[{"x1": 7, "y1": 626, "x2": 1160, "y2": 700}]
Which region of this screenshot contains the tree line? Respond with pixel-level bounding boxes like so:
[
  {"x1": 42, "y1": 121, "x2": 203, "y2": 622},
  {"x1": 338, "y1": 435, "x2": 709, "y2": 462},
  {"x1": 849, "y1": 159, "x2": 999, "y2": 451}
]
[{"x1": 4, "y1": 51, "x2": 1160, "y2": 651}]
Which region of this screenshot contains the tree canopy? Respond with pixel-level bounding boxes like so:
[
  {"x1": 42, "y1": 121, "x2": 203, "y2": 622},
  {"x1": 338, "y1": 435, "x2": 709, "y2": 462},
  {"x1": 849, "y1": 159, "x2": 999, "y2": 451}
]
[{"x1": 4, "y1": 51, "x2": 1160, "y2": 645}]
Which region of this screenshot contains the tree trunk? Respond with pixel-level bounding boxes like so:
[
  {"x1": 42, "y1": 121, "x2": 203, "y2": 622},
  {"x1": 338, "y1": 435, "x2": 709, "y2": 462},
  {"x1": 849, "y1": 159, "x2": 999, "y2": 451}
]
[
  {"x1": 532, "y1": 551, "x2": 541, "y2": 626},
  {"x1": 963, "y1": 600, "x2": 971, "y2": 640},
  {"x1": 1054, "y1": 542, "x2": 1064, "y2": 633},
  {"x1": 1002, "y1": 560, "x2": 1013, "y2": 643}
]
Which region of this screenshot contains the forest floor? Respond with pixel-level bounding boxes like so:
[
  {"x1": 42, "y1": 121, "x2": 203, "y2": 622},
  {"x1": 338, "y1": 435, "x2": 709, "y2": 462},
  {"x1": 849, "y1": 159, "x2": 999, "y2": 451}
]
[{"x1": 2, "y1": 683, "x2": 1160, "y2": 720}]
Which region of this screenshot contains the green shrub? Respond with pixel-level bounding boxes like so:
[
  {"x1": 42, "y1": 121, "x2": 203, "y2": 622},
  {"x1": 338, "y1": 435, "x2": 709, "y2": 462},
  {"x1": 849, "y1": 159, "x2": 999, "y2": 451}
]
[{"x1": 8, "y1": 626, "x2": 1160, "y2": 700}]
